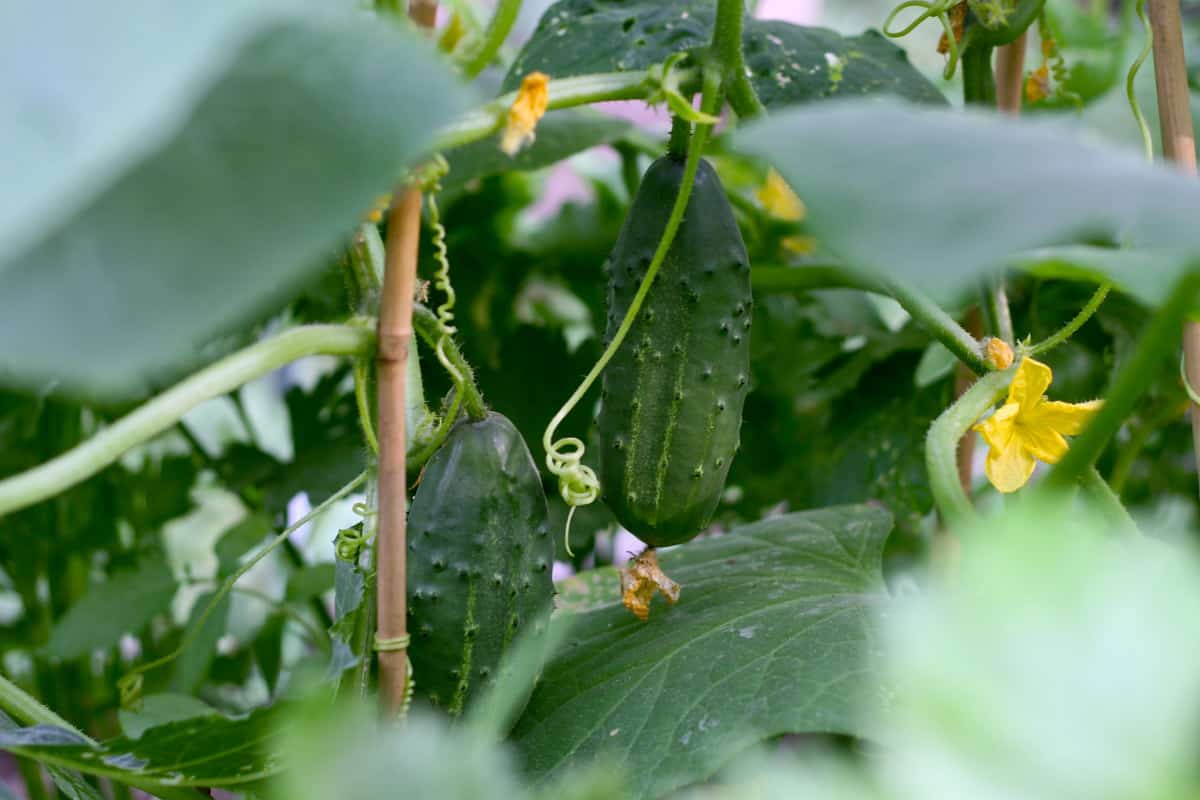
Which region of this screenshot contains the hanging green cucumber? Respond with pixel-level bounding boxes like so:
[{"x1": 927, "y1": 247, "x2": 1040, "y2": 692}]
[
  {"x1": 407, "y1": 412, "x2": 554, "y2": 715},
  {"x1": 596, "y1": 153, "x2": 752, "y2": 547}
]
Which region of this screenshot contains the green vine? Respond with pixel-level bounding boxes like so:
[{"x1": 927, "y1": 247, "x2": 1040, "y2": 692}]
[
  {"x1": 926, "y1": 367, "x2": 1014, "y2": 527},
  {"x1": 0, "y1": 325, "x2": 373, "y2": 518}
]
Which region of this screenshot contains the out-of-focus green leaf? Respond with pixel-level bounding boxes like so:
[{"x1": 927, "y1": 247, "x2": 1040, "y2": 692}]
[
  {"x1": 273, "y1": 704, "x2": 525, "y2": 800},
  {"x1": 171, "y1": 590, "x2": 231, "y2": 693},
  {"x1": 45, "y1": 559, "x2": 177, "y2": 659},
  {"x1": 214, "y1": 514, "x2": 271, "y2": 576},
  {"x1": 513, "y1": 506, "x2": 891, "y2": 800},
  {"x1": 286, "y1": 563, "x2": 336, "y2": 603},
  {"x1": 878, "y1": 499, "x2": 1200, "y2": 799},
  {"x1": 505, "y1": 1, "x2": 943, "y2": 106},
  {"x1": 0, "y1": 704, "x2": 283, "y2": 791},
  {"x1": 254, "y1": 613, "x2": 287, "y2": 697},
  {"x1": 444, "y1": 109, "x2": 631, "y2": 196},
  {"x1": 504, "y1": 2, "x2": 942, "y2": 106},
  {"x1": 0, "y1": 7, "x2": 471, "y2": 399},
  {"x1": 735, "y1": 101, "x2": 1200, "y2": 307}
]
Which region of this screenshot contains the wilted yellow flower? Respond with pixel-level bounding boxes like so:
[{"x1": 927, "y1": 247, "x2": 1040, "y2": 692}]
[
  {"x1": 1025, "y1": 63, "x2": 1051, "y2": 104},
  {"x1": 500, "y1": 71, "x2": 549, "y2": 156},
  {"x1": 975, "y1": 357, "x2": 1101, "y2": 493},
  {"x1": 757, "y1": 168, "x2": 806, "y2": 221}
]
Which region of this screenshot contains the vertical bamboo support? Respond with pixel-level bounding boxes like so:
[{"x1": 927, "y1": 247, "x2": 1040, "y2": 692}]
[
  {"x1": 376, "y1": 0, "x2": 438, "y2": 716},
  {"x1": 994, "y1": 32, "x2": 1028, "y2": 114},
  {"x1": 1147, "y1": 0, "x2": 1200, "y2": 494}
]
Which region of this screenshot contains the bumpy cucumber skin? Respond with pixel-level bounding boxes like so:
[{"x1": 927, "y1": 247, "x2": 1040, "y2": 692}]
[
  {"x1": 407, "y1": 412, "x2": 554, "y2": 715},
  {"x1": 597, "y1": 155, "x2": 751, "y2": 547}
]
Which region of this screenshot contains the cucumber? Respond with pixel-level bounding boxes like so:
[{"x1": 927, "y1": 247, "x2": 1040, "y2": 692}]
[
  {"x1": 407, "y1": 412, "x2": 554, "y2": 715},
  {"x1": 597, "y1": 154, "x2": 751, "y2": 547}
]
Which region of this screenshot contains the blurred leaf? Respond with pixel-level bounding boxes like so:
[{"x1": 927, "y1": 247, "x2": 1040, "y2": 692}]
[
  {"x1": 0, "y1": 0, "x2": 269, "y2": 263},
  {"x1": 878, "y1": 499, "x2": 1200, "y2": 799},
  {"x1": 117, "y1": 693, "x2": 215, "y2": 739},
  {"x1": 274, "y1": 705, "x2": 526, "y2": 800},
  {"x1": 45, "y1": 558, "x2": 177, "y2": 659},
  {"x1": 0, "y1": 7, "x2": 471, "y2": 399},
  {"x1": 171, "y1": 590, "x2": 231, "y2": 693},
  {"x1": 286, "y1": 563, "x2": 336, "y2": 602},
  {"x1": 0, "y1": 705, "x2": 283, "y2": 792},
  {"x1": 512, "y1": 505, "x2": 891, "y2": 799},
  {"x1": 735, "y1": 101, "x2": 1200, "y2": 307},
  {"x1": 914, "y1": 342, "x2": 956, "y2": 388},
  {"x1": 504, "y1": 2, "x2": 943, "y2": 106},
  {"x1": 443, "y1": 109, "x2": 632, "y2": 196},
  {"x1": 214, "y1": 514, "x2": 271, "y2": 576},
  {"x1": 254, "y1": 614, "x2": 287, "y2": 696}
]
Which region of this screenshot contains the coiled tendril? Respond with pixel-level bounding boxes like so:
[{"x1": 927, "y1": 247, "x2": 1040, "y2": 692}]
[{"x1": 884, "y1": 0, "x2": 964, "y2": 79}]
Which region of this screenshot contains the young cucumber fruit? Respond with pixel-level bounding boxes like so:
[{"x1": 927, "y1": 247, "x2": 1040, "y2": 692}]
[
  {"x1": 407, "y1": 412, "x2": 554, "y2": 715},
  {"x1": 597, "y1": 154, "x2": 751, "y2": 547}
]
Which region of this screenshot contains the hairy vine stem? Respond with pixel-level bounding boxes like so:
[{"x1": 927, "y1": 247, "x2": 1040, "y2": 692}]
[
  {"x1": 714, "y1": 0, "x2": 766, "y2": 119},
  {"x1": 926, "y1": 367, "x2": 1014, "y2": 528},
  {"x1": 0, "y1": 325, "x2": 373, "y2": 518}
]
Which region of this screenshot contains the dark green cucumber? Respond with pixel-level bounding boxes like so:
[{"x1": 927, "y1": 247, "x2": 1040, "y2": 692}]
[
  {"x1": 597, "y1": 155, "x2": 751, "y2": 547},
  {"x1": 407, "y1": 412, "x2": 554, "y2": 715}
]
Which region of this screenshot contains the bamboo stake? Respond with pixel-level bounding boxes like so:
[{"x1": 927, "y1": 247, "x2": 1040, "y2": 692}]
[
  {"x1": 376, "y1": 0, "x2": 438, "y2": 716},
  {"x1": 1147, "y1": 0, "x2": 1200, "y2": 494},
  {"x1": 994, "y1": 31, "x2": 1028, "y2": 114}
]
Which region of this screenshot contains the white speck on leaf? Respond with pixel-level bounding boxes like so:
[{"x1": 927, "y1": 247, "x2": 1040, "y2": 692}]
[
  {"x1": 738, "y1": 625, "x2": 759, "y2": 639},
  {"x1": 609, "y1": 728, "x2": 620, "y2": 736}
]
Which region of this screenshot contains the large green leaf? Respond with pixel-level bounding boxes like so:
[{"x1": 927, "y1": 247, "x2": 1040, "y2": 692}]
[
  {"x1": 735, "y1": 101, "x2": 1200, "y2": 306},
  {"x1": 0, "y1": 7, "x2": 471, "y2": 399},
  {"x1": 0, "y1": 0, "x2": 269, "y2": 264},
  {"x1": 877, "y1": 502, "x2": 1200, "y2": 798},
  {"x1": 503, "y1": 1, "x2": 943, "y2": 106},
  {"x1": 513, "y1": 505, "x2": 892, "y2": 799},
  {"x1": 0, "y1": 704, "x2": 282, "y2": 791},
  {"x1": 443, "y1": 109, "x2": 632, "y2": 196},
  {"x1": 45, "y1": 558, "x2": 177, "y2": 659}
]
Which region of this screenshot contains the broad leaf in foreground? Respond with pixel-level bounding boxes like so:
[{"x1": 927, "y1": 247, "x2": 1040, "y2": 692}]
[
  {"x1": 0, "y1": 704, "x2": 282, "y2": 792},
  {"x1": 735, "y1": 101, "x2": 1200, "y2": 306},
  {"x1": 514, "y1": 505, "x2": 892, "y2": 799},
  {"x1": 0, "y1": 7, "x2": 471, "y2": 399}
]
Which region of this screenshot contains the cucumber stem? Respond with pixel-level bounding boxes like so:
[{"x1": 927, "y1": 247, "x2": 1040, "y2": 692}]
[{"x1": 667, "y1": 115, "x2": 692, "y2": 160}]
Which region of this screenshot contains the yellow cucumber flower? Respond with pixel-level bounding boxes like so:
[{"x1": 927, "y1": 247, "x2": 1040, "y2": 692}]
[
  {"x1": 974, "y1": 356, "x2": 1101, "y2": 493},
  {"x1": 500, "y1": 71, "x2": 549, "y2": 156},
  {"x1": 757, "y1": 168, "x2": 806, "y2": 222}
]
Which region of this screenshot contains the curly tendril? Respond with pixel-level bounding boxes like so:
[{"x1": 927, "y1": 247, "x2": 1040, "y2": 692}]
[
  {"x1": 407, "y1": 155, "x2": 473, "y2": 465},
  {"x1": 1127, "y1": 0, "x2": 1154, "y2": 162},
  {"x1": 884, "y1": 0, "x2": 964, "y2": 79}
]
